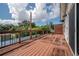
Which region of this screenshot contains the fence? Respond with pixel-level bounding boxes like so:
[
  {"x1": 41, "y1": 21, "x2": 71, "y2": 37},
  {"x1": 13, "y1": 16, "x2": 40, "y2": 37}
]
[{"x1": 0, "y1": 30, "x2": 44, "y2": 48}]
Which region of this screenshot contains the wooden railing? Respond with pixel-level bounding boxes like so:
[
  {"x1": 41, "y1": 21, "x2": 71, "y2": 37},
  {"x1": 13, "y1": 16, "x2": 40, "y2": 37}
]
[{"x1": 0, "y1": 30, "x2": 45, "y2": 48}]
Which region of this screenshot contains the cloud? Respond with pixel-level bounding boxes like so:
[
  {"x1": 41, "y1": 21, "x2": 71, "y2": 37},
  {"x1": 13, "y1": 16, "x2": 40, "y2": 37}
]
[
  {"x1": 7, "y1": 3, "x2": 60, "y2": 23},
  {"x1": 0, "y1": 19, "x2": 20, "y2": 25},
  {"x1": 32, "y1": 3, "x2": 48, "y2": 21},
  {"x1": 8, "y1": 3, "x2": 28, "y2": 21},
  {"x1": 50, "y1": 4, "x2": 60, "y2": 19},
  {"x1": 32, "y1": 3, "x2": 60, "y2": 23},
  {"x1": 32, "y1": 3, "x2": 60, "y2": 22}
]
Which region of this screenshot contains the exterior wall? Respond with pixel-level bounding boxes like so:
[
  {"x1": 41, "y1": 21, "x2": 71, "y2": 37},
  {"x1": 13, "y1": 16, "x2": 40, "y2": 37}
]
[
  {"x1": 54, "y1": 24, "x2": 63, "y2": 34},
  {"x1": 64, "y1": 14, "x2": 69, "y2": 42},
  {"x1": 60, "y1": 4, "x2": 67, "y2": 20},
  {"x1": 77, "y1": 4, "x2": 79, "y2": 55},
  {"x1": 64, "y1": 4, "x2": 75, "y2": 53},
  {"x1": 69, "y1": 4, "x2": 75, "y2": 53},
  {"x1": 64, "y1": 4, "x2": 73, "y2": 43}
]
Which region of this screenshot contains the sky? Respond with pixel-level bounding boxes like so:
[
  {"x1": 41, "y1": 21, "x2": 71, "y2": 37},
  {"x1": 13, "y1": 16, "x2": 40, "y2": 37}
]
[
  {"x1": 0, "y1": 3, "x2": 62, "y2": 26},
  {"x1": 0, "y1": 3, "x2": 11, "y2": 19}
]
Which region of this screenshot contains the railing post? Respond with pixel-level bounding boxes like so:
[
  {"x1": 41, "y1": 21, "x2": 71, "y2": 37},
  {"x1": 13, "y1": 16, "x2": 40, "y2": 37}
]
[
  {"x1": 18, "y1": 33, "x2": 21, "y2": 43},
  {"x1": 29, "y1": 30, "x2": 32, "y2": 39},
  {"x1": 43, "y1": 31, "x2": 44, "y2": 35},
  {"x1": 29, "y1": 12, "x2": 32, "y2": 39},
  {"x1": 42, "y1": 31, "x2": 43, "y2": 35},
  {"x1": 36, "y1": 31, "x2": 37, "y2": 37},
  {"x1": 1, "y1": 34, "x2": 2, "y2": 47},
  {"x1": 11, "y1": 34, "x2": 13, "y2": 44},
  {"x1": 9, "y1": 34, "x2": 11, "y2": 44},
  {"x1": 4, "y1": 34, "x2": 6, "y2": 46}
]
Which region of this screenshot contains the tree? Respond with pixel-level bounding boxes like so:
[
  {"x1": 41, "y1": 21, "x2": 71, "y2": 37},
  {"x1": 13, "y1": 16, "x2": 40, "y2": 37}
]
[
  {"x1": 50, "y1": 22, "x2": 54, "y2": 29},
  {"x1": 31, "y1": 22, "x2": 36, "y2": 28},
  {"x1": 0, "y1": 24, "x2": 12, "y2": 31}
]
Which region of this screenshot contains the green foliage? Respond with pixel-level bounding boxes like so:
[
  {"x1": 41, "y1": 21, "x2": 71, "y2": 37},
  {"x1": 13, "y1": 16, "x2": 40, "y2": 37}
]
[
  {"x1": 49, "y1": 22, "x2": 54, "y2": 29},
  {"x1": 0, "y1": 24, "x2": 15, "y2": 31},
  {"x1": 0, "y1": 20, "x2": 54, "y2": 34}
]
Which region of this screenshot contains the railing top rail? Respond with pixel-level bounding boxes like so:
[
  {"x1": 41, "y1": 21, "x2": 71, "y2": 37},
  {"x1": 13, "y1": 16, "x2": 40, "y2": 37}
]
[{"x1": 0, "y1": 29, "x2": 43, "y2": 34}]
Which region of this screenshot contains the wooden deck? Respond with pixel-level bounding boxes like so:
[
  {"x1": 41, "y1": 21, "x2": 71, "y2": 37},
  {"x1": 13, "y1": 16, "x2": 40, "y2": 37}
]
[{"x1": 1, "y1": 34, "x2": 73, "y2": 56}]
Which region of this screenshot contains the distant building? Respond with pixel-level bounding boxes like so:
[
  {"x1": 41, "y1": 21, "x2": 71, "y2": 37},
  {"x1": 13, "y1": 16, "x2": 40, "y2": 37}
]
[{"x1": 54, "y1": 24, "x2": 63, "y2": 34}]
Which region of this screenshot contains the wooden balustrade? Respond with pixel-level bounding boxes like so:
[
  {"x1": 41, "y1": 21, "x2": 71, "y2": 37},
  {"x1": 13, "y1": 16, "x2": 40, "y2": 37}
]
[{"x1": 0, "y1": 30, "x2": 46, "y2": 48}]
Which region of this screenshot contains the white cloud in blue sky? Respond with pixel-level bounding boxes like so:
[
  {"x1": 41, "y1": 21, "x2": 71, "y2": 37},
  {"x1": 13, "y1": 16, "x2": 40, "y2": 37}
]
[
  {"x1": 0, "y1": 19, "x2": 19, "y2": 25},
  {"x1": 0, "y1": 3, "x2": 61, "y2": 26}
]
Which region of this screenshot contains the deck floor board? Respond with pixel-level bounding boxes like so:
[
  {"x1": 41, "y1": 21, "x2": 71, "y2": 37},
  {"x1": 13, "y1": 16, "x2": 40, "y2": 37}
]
[{"x1": 2, "y1": 34, "x2": 73, "y2": 56}]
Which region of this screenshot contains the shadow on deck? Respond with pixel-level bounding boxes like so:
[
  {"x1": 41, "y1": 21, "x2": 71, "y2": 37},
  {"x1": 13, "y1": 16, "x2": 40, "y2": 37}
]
[{"x1": 0, "y1": 34, "x2": 73, "y2": 56}]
